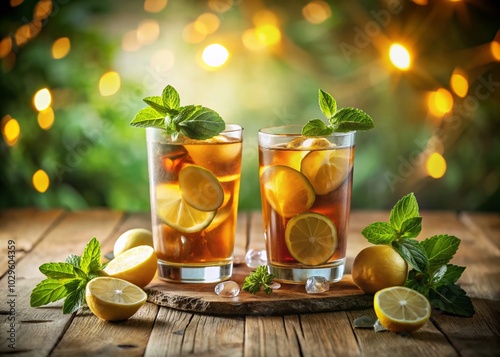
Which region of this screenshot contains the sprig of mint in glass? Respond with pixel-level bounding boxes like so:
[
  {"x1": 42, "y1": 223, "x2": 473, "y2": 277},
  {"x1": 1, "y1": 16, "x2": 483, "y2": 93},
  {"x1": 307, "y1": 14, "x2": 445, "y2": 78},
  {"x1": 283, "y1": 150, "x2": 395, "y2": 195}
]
[
  {"x1": 361, "y1": 193, "x2": 475, "y2": 317},
  {"x1": 130, "y1": 84, "x2": 225, "y2": 140},
  {"x1": 302, "y1": 89, "x2": 374, "y2": 136},
  {"x1": 30, "y1": 237, "x2": 106, "y2": 314}
]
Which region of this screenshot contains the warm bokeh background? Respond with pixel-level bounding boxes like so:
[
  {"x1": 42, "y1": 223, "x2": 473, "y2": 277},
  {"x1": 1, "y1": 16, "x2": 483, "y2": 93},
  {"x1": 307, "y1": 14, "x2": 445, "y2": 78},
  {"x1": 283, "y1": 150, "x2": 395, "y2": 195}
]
[{"x1": 1, "y1": 0, "x2": 499, "y2": 212}]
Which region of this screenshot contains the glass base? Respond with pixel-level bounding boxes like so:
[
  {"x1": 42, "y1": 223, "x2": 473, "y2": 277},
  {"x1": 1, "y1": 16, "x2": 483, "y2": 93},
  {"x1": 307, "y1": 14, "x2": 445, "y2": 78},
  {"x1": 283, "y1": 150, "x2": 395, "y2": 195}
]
[
  {"x1": 268, "y1": 259, "x2": 345, "y2": 284},
  {"x1": 157, "y1": 260, "x2": 233, "y2": 283}
]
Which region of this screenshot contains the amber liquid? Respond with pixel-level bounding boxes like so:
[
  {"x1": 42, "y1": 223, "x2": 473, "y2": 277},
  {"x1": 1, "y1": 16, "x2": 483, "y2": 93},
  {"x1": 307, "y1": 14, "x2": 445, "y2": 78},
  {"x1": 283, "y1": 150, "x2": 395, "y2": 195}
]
[
  {"x1": 259, "y1": 145, "x2": 354, "y2": 267},
  {"x1": 149, "y1": 136, "x2": 242, "y2": 266}
]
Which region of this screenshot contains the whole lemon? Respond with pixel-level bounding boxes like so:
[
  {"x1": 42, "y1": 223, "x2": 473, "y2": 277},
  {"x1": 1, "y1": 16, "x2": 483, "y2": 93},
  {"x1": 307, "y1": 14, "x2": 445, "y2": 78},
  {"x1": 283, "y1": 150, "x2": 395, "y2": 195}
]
[
  {"x1": 352, "y1": 245, "x2": 408, "y2": 294},
  {"x1": 113, "y1": 228, "x2": 154, "y2": 257}
]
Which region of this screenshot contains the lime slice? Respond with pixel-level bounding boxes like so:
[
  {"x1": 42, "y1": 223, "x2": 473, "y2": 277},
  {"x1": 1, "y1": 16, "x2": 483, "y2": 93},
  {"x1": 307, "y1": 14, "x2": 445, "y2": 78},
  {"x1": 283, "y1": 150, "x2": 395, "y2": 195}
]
[
  {"x1": 261, "y1": 165, "x2": 315, "y2": 218},
  {"x1": 179, "y1": 165, "x2": 224, "y2": 212},
  {"x1": 285, "y1": 212, "x2": 337, "y2": 266}
]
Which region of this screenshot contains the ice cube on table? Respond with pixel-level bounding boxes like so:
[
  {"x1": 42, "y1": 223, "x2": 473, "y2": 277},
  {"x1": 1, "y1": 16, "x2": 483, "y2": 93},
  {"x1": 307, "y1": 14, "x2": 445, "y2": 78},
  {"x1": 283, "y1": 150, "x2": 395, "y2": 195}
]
[
  {"x1": 269, "y1": 282, "x2": 281, "y2": 290},
  {"x1": 245, "y1": 249, "x2": 268, "y2": 268},
  {"x1": 305, "y1": 276, "x2": 330, "y2": 293},
  {"x1": 214, "y1": 281, "x2": 240, "y2": 297}
]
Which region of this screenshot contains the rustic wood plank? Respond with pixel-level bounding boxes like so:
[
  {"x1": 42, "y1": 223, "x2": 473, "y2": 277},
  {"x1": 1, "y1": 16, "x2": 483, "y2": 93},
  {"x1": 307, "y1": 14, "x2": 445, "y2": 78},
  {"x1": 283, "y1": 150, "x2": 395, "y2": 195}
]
[
  {"x1": 145, "y1": 307, "x2": 245, "y2": 356},
  {"x1": 0, "y1": 210, "x2": 124, "y2": 356},
  {"x1": 347, "y1": 309, "x2": 458, "y2": 356},
  {"x1": 50, "y1": 302, "x2": 159, "y2": 356},
  {"x1": 458, "y1": 212, "x2": 500, "y2": 251},
  {"x1": 0, "y1": 208, "x2": 64, "y2": 276}
]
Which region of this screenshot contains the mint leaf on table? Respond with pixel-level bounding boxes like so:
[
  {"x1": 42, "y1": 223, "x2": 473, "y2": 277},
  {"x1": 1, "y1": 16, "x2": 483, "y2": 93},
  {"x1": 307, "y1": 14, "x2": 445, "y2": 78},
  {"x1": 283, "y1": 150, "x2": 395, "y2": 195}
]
[
  {"x1": 130, "y1": 84, "x2": 225, "y2": 140},
  {"x1": 302, "y1": 89, "x2": 374, "y2": 136},
  {"x1": 30, "y1": 237, "x2": 107, "y2": 314},
  {"x1": 242, "y1": 266, "x2": 275, "y2": 295}
]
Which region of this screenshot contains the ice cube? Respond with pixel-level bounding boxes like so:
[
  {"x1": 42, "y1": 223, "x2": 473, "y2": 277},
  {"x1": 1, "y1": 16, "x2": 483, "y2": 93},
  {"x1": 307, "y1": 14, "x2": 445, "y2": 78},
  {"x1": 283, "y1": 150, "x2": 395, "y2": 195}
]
[
  {"x1": 245, "y1": 249, "x2": 268, "y2": 268},
  {"x1": 305, "y1": 276, "x2": 330, "y2": 293},
  {"x1": 287, "y1": 137, "x2": 333, "y2": 150},
  {"x1": 270, "y1": 282, "x2": 281, "y2": 290},
  {"x1": 214, "y1": 281, "x2": 240, "y2": 297}
]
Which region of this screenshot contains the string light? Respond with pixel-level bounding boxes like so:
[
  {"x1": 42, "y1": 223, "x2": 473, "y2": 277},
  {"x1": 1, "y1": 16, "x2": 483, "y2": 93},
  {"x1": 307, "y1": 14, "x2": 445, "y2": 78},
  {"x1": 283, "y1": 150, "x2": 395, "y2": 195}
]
[
  {"x1": 426, "y1": 153, "x2": 447, "y2": 179},
  {"x1": 389, "y1": 43, "x2": 411, "y2": 70},
  {"x1": 450, "y1": 70, "x2": 468, "y2": 98},
  {"x1": 33, "y1": 88, "x2": 52, "y2": 111},
  {"x1": 302, "y1": 1, "x2": 331, "y2": 24},
  {"x1": 428, "y1": 88, "x2": 453, "y2": 116},
  {"x1": 37, "y1": 107, "x2": 55, "y2": 130},
  {"x1": 32, "y1": 169, "x2": 50, "y2": 193},
  {"x1": 99, "y1": 71, "x2": 121, "y2": 96},
  {"x1": 2, "y1": 116, "x2": 20, "y2": 146},
  {"x1": 202, "y1": 44, "x2": 229, "y2": 68},
  {"x1": 52, "y1": 37, "x2": 71, "y2": 59}
]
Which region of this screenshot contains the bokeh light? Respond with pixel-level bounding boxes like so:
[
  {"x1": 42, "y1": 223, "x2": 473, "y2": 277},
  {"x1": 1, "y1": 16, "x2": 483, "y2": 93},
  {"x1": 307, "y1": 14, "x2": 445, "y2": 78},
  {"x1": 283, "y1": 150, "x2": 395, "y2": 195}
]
[
  {"x1": 426, "y1": 153, "x2": 447, "y2": 179},
  {"x1": 2, "y1": 116, "x2": 20, "y2": 146},
  {"x1": 195, "y1": 13, "x2": 220, "y2": 35},
  {"x1": 32, "y1": 169, "x2": 50, "y2": 193},
  {"x1": 412, "y1": 0, "x2": 429, "y2": 4},
  {"x1": 208, "y1": 0, "x2": 233, "y2": 13},
  {"x1": 137, "y1": 19, "x2": 160, "y2": 46},
  {"x1": 33, "y1": 88, "x2": 52, "y2": 111},
  {"x1": 450, "y1": 70, "x2": 468, "y2": 98},
  {"x1": 37, "y1": 107, "x2": 55, "y2": 130},
  {"x1": 99, "y1": 71, "x2": 121, "y2": 96},
  {"x1": 52, "y1": 37, "x2": 71, "y2": 59},
  {"x1": 428, "y1": 88, "x2": 453, "y2": 116},
  {"x1": 0, "y1": 37, "x2": 12, "y2": 58},
  {"x1": 389, "y1": 43, "x2": 411, "y2": 70},
  {"x1": 202, "y1": 43, "x2": 229, "y2": 68},
  {"x1": 10, "y1": 0, "x2": 24, "y2": 6},
  {"x1": 122, "y1": 30, "x2": 141, "y2": 52},
  {"x1": 33, "y1": 0, "x2": 52, "y2": 21},
  {"x1": 491, "y1": 41, "x2": 500, "y2": 61},
  {"x1": 183, "y1": 23, "x2": 206, "y2": 43},
  {"x1": 144, "y1": 0, "x2": 167, "y2": 13},
  {"x1": 302, "y1": 1, "x2": 332, "y2": 24},
  {"x1": 254, "y1": 24, "x2": 281, "y2": 47}
]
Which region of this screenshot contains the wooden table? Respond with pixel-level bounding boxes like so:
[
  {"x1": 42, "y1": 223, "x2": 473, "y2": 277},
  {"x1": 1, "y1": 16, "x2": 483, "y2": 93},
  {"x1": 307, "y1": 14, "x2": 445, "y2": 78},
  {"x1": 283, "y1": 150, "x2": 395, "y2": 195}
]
[{"x1": 1, "y1": 209, "x2": 499, "y2": 356}]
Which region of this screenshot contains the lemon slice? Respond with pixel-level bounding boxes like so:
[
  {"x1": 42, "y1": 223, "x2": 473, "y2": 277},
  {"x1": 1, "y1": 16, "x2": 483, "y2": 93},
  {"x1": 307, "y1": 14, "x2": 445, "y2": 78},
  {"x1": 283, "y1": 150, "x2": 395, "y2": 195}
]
[
  {"x1": 374, "y1": 286, "x2": 431, "y2": 333},
  {"x1": 155, "y1": 184, "x2": 216, "y2": 234},
  {"x1": 85, "y1": 277, "x2": 147, "y2": 321},
  {"x1": 104, "y1": 245, "x2": 157, "y2": 288},
  {"x1": 300, "y1": 148, "x2": 353, "y2": 195},
  {"x1": 285, "y1": 212, "x2": 337, "y2": 265},
  {"x1": 179, "y1": 165, "x2": 224, "y2": 212},
  {"x1": 261, "y1": 165, "x2": 315, "y2": 218}
]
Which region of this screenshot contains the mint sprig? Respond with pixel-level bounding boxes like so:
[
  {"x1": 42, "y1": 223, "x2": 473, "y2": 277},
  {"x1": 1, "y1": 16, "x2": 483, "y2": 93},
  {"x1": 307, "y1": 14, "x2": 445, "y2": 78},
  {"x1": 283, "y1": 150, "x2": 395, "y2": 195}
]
[
  {"x1": 30, "y1": 237, "x2": 106, "y2": 314},
  {"x1": 242, "y1": 266, "x2": 275, "y2": 294},
  {"x1": 130, "y1": 84, "x2": 225, "y2": 140},
  {"x1": 302, "y1": 89, "x2": 374, "y2": 136},
  {"x1": 360, "y1": 193, "x2": 475, "y2": 317}
]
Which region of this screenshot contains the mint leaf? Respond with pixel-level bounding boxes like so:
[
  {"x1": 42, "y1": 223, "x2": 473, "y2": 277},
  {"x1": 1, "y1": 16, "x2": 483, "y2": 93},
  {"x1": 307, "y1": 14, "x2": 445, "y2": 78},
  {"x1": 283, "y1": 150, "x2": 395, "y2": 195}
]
[
  {"x1": 162, "y1": 85, "x2": 181, "y2": 110},
  {"x1": 80, "y1": 237, "x2": 102, "y2": 275},
  {"x1": 242, "y1": 266, "x2": 275, "y2": 294},
  {"x1": 318, "y1": 89, "x2": 337, "y2": 119},
  {"x1": 39, "y1": 262, "x2": 79, "y2": 279},
  {"x1": 330, "y1": 107, "x2": 374, "y2": 132},
  {"x1": 143, "y1": 96, "x2": 170, "y2": 116},
  {"x1": 399, "y1": 216, "x2": 423, "y2": 239},
  {"x1": 389, "y1": 193, "x2": 419, "y2": 232},
  {"x1": 438, "y1": 264, "x2": 465, "y2": 286},
  {"x1": 428, "y1": 284, "x2": 475, "y2": 317},
  {"x1": 421, "y1": 234, "x2": 460, "y2": 271},
  {"x1": 66, "y1": 254, "x2": 81, "y2": 268},
  {"x1": 301, "y1": 119, "x2": 333, "y2": 137},
  {"x1": 30, "y1": 278, "x2": 78, "y2": 307},
  {"x1": 361, "y1": 222, "x2": 398, "y2": 244},
  {"x1": 178, "y1": 107, "x2": 225, "y2": 140},
  {"x1": 130, "y1": 107, "x2": 165, "y2": 129},
  {"x1": 430, "y1": 265, "x2": 448, "y2": 285},
  {"x1": 173, "y1": 105, "x2": 202, "y2": 124},
  {"x1": 392, "y1": 239, "x2": 428, "y2": 272},
  {"x1": 62, "y1": 280, "x2": 87, "y2": 314}
]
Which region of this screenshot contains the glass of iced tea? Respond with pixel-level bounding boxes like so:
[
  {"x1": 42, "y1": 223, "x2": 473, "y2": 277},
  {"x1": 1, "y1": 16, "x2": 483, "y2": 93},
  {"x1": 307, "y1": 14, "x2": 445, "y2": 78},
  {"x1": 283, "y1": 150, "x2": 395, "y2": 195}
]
[
  {"x1": 147, "y1": 124, "x2": 243, "y2": 283},
  {"x1": 258, "y1": 125, "x2": 355, "y2": 283}
]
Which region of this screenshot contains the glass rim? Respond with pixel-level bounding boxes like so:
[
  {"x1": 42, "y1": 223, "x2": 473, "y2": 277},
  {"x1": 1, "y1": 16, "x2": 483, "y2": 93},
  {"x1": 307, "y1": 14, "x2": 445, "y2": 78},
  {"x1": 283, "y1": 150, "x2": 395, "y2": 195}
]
[{"x1": 258, "y1": 124, "x2": 354, "y2": 137}]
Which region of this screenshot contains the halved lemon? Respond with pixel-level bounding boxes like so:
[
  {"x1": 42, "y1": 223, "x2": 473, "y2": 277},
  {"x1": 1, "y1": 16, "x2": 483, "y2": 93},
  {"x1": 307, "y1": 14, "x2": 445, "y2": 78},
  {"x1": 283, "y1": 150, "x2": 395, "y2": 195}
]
[
  {"x1": 155, "y1": 184, "x2": 216, "y2": 234},
  {"x1": 179, "y1": 165, "x2": 224, "y2": 212},
  {"x1": 103, "y1": 245, "x2": 157, "y2": 288},
  {"x1": 374, "y1": 286, "x2": 432, "y2": 333},
  {"x1": 285, "y1": 212, "x2": 337, "y2": 266},
  {"x1": 261, "y1": 165, "x2": 315, "y2": 218},
  {"x1": 300, "y1": 148, "x2": 353, "y2": 195},
  {"x1": 85, "y1": 277, "x2": 147, "y2": 321}
]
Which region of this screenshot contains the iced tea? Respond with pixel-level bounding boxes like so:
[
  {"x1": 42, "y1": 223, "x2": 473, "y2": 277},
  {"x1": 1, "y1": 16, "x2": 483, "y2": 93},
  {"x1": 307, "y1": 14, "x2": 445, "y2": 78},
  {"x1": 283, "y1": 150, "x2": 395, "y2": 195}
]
[
  {"x1": 258, "y1": 125, "x2": 355, "y2": 283},
  {"x1": 147, "y1": 125, "x2": 243, "y2": 283}
]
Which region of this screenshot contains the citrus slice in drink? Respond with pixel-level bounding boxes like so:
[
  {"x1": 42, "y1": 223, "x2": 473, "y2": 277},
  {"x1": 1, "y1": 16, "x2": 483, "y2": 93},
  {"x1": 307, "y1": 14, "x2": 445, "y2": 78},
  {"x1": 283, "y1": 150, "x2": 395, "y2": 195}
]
[
  {"x1": 300, "y1": 148, "x2": 353, "y2": 195},
  {"x1": 374, "y1": 286, "x2": 431, "y2": 333},
  {"x1": 285, "y1": 212, "x2": 337, "y2": 265},
  {"x1": 103, "y1": 245, "x2": 157, "y2": 288},
  {"x1": 261, "y1": 165, "x2": 315, "y2": 218},
  {"x1": 85, "y1": 277, "x2": 147, "y2": 321},
  {"x1": 155, "y1": 184, "x2": 216, "y2": 234},
  {"x1": 179, "y1": 165, "x2": 224, "y2": 211}
]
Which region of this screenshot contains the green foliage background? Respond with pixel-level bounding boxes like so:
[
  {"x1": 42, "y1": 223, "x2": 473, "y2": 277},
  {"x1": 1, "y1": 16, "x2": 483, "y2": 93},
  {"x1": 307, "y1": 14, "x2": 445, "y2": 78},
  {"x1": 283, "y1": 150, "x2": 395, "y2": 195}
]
[{"x1": 1, "y1": 0, "x2": 499, "y2": 212}]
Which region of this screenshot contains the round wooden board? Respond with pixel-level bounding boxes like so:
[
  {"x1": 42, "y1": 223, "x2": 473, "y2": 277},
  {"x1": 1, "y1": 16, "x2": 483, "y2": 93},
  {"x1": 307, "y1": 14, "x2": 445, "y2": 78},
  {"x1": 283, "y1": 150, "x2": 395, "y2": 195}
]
[{"x1": 146, "y1": 265, "x2": 373, "y2": 315}]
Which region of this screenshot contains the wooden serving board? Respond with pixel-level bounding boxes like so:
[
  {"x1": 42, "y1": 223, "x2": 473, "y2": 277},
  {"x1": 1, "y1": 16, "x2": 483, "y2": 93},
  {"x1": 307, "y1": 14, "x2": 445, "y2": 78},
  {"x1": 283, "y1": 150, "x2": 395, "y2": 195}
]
[{"x1": 146, "y1": 265, "x2": 372, "y2": 316}]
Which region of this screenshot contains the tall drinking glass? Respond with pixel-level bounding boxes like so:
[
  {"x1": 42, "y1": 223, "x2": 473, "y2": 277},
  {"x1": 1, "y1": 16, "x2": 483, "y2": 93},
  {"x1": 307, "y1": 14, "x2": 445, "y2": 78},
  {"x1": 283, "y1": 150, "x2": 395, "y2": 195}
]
[
  {"x1": 147, "y1": 124, "x2": 243, "y2": 283},
  {"x1": 258, "y1": 125, "x2": 355, "y2": 283}
]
